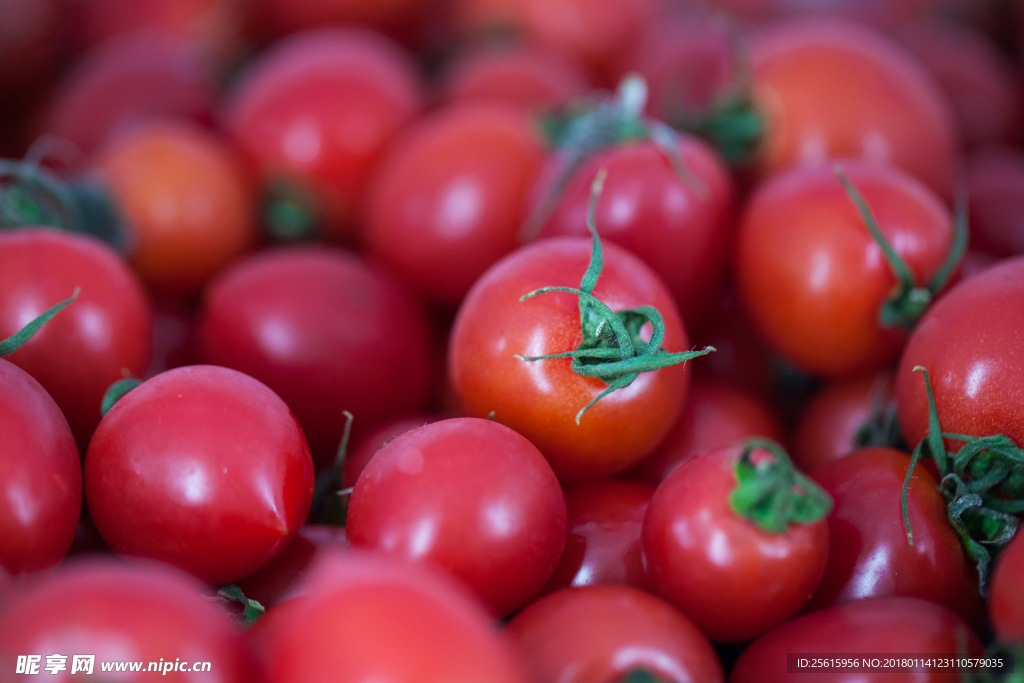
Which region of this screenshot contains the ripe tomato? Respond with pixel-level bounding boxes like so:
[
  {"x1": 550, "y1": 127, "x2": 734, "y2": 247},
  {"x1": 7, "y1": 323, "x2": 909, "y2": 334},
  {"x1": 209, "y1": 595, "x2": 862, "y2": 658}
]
[
  {"x1": 254, "y1": 550, "x2": 531, "y2": 683},
  {"x1": 0, "y1": 360, "x2": 80, "y2": 575},
  {"x1": 96, "y1": 121, "x2": 257, "y2": 295},
  {"x1": 707, "y1": 0, "x2": 938, "y2": 29},
  {"x1": 224, "y1": 28, "x2": 422, "y2": 240},
  {"x1": 507, "y1": 585, "x2": 723, "y2": 683},
  {"x1": 364, "y1": 102, "x2": 544, "y2": 307},
  {"x1": 0, "y1": 560, "x2": 256, "y2": 681},
  {"x1": 736, "y1": 161, "x2": 956, "y2": 377},
  {"x1": 196, "y1": 246, "x2": 434, "y2": 467},
  {"x1": 692, "y1": 291, "x2": 774, "y2": 398},
  {"x1": 84, "y1": 365, "x2": 315, "y2": 585},
  {"x1": 642, "y1": 441, "x2": 830, "y2": 642},
  {"x1": 730, "y1": 597, "x2": 980, "y2": 683},
  {"x1": 0, "y1": 228, "x2": 151, "y2": 449},
  {"x1": 252, "y1": 0, "x2": 428, "y2": 37},
  {"x1": 235, "y1": 524, "x2": 347, "y2": 609},
  {"x1": 989, "y1": 527, "x2": 1024, "y2": 643},
  {"x1": 965, "y1": 147, "x2": 1024, "y2": 258},
  {"x1": 343, "y1": 413, "x2": 439, "y2": 487},
  {"x1": 750, "y1": 18, "x2": 957, "y2": 197},
  {"x1": 347, "y1": 417, "x2": 566, "y2": 616},
  {"x1": 0, "y1": 0, "x2": 62, "y2": 96}
]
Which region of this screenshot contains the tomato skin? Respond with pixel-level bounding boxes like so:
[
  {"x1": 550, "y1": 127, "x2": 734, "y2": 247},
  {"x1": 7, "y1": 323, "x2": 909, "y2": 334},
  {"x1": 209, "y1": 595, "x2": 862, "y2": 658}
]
[
  {"x1": 896, "y1": 257, "x2": 1024, "y2": 451},
  {"x1": 0, "y1": 560, "x2": 256, "y2": 681},
  {"x1": 0, "y1": 228, "x2": 152, "y2": 449},
  {"x1": 707, "y1": 0, "x2": 937, "y2": 30},
  {"x1": 0, "y1": 360, "x2": 81, "y2": 575},
  {"x1": 450, "y1": 237, "x2": 691, "y2": 481},
  {"x1": 751, "y1": 18, "x2": 957, "y2": 197},
  {"x1": 197, "y1": 247, "x2": 434, "y2": 467},
  {"x1": 730, "y1": 597, "x2": 980, "y2": 683},
  {"x1": 0, "y1": 0, "x2": 63, "y2": 96},
  {"x1": 507, "y1": 585, "x2": 724, "y2": 683},
  {"x1": 343, "y1": 413, "x2": 439, "y2": 487},
  {"x1": 533, "y1": 136, "x2": 734, "y2": 328},
  {"x1": 235, "y1": 524, "x2": 347, "y2": 609},
  {"x1": 793, "y1": 374, "x2": 886, "y2": 473},
  {"x1": 736, "y1": 161, "x2": 955, "y2": 377},
  {"x1": 84, "y1": 365, "x2": 315, "y2": 586},
  {"x1": 364, "y1": 103, "x2": 545, "y2": 307},
  {"x1": 965, "y1": 147, "x2": 1024, "y2": 258},
  {"x1": 989, "y1": 528, "x2": 1024, "y2": 642},
  {"x1": 347, "y1": 417, "x2": 566, "y2": 617},
  {"x1": 253, "y1": 0, "x2": 427, "y2": 36}
]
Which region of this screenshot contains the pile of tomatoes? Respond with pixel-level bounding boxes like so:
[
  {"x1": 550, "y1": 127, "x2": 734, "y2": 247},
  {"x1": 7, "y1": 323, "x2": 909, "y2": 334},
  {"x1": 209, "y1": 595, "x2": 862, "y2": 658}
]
[{"x1": 2, "y1": 0, "x2": 1024, "y2": 681}]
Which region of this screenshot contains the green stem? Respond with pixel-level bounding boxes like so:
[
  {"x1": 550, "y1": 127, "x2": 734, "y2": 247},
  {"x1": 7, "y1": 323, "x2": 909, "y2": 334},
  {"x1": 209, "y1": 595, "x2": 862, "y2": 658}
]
[
  {"x1": 217, "y1": 584, "x2": 265, "y2": 625},
  {"x1": 311, "y1": 411, "x2": 354, "y2": 526},
  {"x1": 100, "y1": 377, "x2": 143, "y2": 416},
  {"x1": 0, "y1": 288, "x2": 79, "y2": 357}
]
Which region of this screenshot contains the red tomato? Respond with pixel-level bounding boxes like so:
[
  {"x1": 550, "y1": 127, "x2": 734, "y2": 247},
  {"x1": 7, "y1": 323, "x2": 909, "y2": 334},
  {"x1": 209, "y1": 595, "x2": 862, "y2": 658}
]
[
  {"x1": 235, "y1": 524, "x2": 347, "y2": 609},
  {"x1": 0, "y1": 560, "x2": 256, "y2": 681},
  {"x1": 450, "y1": 236, "x2": 692, "y2": 481},
  {"x1": 197, "y1": 246, "x2": 434, "y2": 467},
  {"x1": 0, "y1": 228, "x2": 152, "y2": 449},
  {"x1": 707, "y1": 0, "x2": 937, "y2": 29},
  {"x1": 965, "y1": 147, "x2": 1024, "y2": 258},
  {"x1": 896, "y1": 257, "x2": 1024, "y2": 450},
  {"x1": 507, "y1": 585, "x2": 724, "y2": 683},
  {"x1": 252, "y1": 0, "x2": 428, "y2": 36},
  {"x1": 96, "y1": 121, "x2": 257, "y2": 295},
  {"x1": 542, "y1": 480, "x2": 653, "y2": 593},
  {"x1": 84, "y1": 365, "x2": 315, "y2": 585},
  {"x1": 628, "y1": 379, "x2": 784, "y2": 485},
  {"x1": 750, "y1": 18, "x2": 957, "y2": 197},
  {"x1": 989, "y1": 527, "x2": 1024, "y2": 643},
  {"x1": 347, "y1": 418, "x2": 566, "y2": 616},
  {"x1": 0, "y1": 360, "x2": 80, "y2": 575},
  {"x1": 343, "y1": 413, "x2": 439, "y2": 487},
  {"x1": 730, "y1": 597, "x2": 980, "y2": 683},
  {"x1": 692, "y1": 291, "x2": 774, "y2": 398},
  {"x1": 145, "y1": 298, "x2": 197, "y2": 378},
  {"x1": 364, "y1": 103, "x2": 544, "y2": 307},
  {"x1": 737, "y1": 161, "x2": 956, "y2": 377},
  {"x1": 224, "y1": 28, "x2": 422, "y2": 240},
  {"x1": 807, "y1": 447, "x2": 984, "y2": 627},
  {"x1": 532, "y1": 135, "x2": 734, "y2": 328},
  {"x1": 254, "y1": 550, "x2": 531, "y2": 683},
  {"x1": 642, "y1": 442, "x2": 830, "y2": 642},
  {"x1": 0, "y1": 0, "x2": 63, "y2": 96}
]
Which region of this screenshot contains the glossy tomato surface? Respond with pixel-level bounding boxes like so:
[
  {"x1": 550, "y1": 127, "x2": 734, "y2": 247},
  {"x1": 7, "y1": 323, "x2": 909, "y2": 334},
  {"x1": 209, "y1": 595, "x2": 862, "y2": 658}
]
[
  {"x1": 343, "y1": 413, "x2": 439, "y2": 487},
  {"x1": 85, "y1": 365, "x2": 315, "y2": 585},
  {"x1": 507, "y1": 585, "x2": 724, "y2": 683},
  {"x1": 347, "y1": 418, "x2": 566, "y2": 616},
  {"x1": 450, "y1": 236, "x2": 692, "y2": 481},
  {"x1": 0, "y1": 228, "x2": 152, "y2": 449}
]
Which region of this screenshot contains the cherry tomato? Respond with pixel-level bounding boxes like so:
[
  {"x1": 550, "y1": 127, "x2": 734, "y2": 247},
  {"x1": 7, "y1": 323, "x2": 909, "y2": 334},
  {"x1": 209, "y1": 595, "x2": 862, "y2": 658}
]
[
  {"x1": 364, "y1": 102, "x2": 545, "y2": 307},
  {"x1": 0, "y1": 360, "x2": 80, "y2": 575},
  {"x1": 989, "y1": 527, "x2": 1024, "y2": 643},
  {"x1": 737, "y1": 161, "x2": 956, "y2": 377},
  {"x1": 507, "y1": 585, "x2": 724, "y2": 683},
  {"x1": 197, "y1": 246, "x2": 434, "y2": 467},
  {"x1": 254, "y1": 550, "x2": 531, "y2": 683},
  {"x1": 730, "y1": 597, "x2": 980, "y2": 683},
  {"x1": 84, "y1": 365, "x2": 315, "y2": 585},
  {"x1": 235, "y1": 524, "x2": 347, "y2": 609},
  {"x1": 96, "y1": 121, "x2": 257, "y2": 296},
  {"x1": 450, "y1": 236, "x2": 692, "y2": 481},
  {"x1": 0, "y1": 228, "x2": 152, "y2": 449},
  {"x1": 750, "y1": 17, "x2": 957, "y2": 197},
  {"x1": 224, "y1": 28, "x2": 422, "y2": 240},
  {"x1": 347, "y1": 417, "x2": 566, "y2": 616},
  {"x1": 965, "y1": 147, "x2": 1024, "y2": 258},
  {"x1": 343, "y1": 413, "x2": 439, "y2": 487},
  {"x1": 628, "y1": 379, "x2": 784, "y2": 485},
  {"x1": 896, "y1": 257, "x2": 1024, "y2": 450},
  {"x1": 253, "y1": 0, "x2": 428, "y2": 37},
  {"x1": 0, "y1": 559, "x2": 256, "y2": 681},
  {"x1": 692, "y1": 291, "x2": 774, "y2": 398},
  {"x1": 642, "y1": 442, "x2": 830, "y2": 642}
]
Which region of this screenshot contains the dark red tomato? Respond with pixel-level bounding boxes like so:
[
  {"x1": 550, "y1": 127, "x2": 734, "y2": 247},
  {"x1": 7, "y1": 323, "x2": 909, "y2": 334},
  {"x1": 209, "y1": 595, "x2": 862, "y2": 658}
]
[
  {"x1": 0, "y1": 360, "x2": 80, "y2": 575},
  {"x1": 737, "y1": 161, "x2": 955, "y2": 377},
  {"x1": 364, "y1": 103, "x2": 544, "y2": 307},
  {"x1": 39, "y1": 31, "x2": 214, "y2": 156},
  {"x1": 0, "y1": 0, "x2": 63, "y2": 96},
  {"x1": 628, "y1": 379, "x2": 784, "y2": 486},
  {"x1": 730, "y1": 597, "x2": 980, "y2": 683},
  {"x1": 84, "y1": 365, "x2": 315, "y2": 585},
  {"x1": 253, "y1": 0, "x2": 428, "y2": 38},
  {"x1": 989, "y1": 526, "x2": 1024, "y2": 642},
  {"x1": 807, "y1": 447, "x2": 983, "y2": 627},
  {"x1": 197, "y1": 247, "x2": 434, "y2": 467},
  {"x1": 254, "y1": 550, "x2": 531, "y2": 683},
  {"x1": 146, "y1": 298, "x2": 197, "y2": 378},
  {"x1": 0, "y1": 228, "x2": 152, "y2": 449},
  {"x1": 692, "y1": 291, "x2": 774, "y2": 397},
  {"x1": 343, "y1": 413, "x2": 439, "y2": 487},
  {"x1": 708, "y1": 0, "x2": 937, "y2": 29},
  {"x1": 794, "y1": 374, "x2": 890, "y2": 474},
  {"x1": 897, "y1": 257, "x2": 1024, "y2": 450},
  {"x1": 450, "y1": 237, "x2": 692, "y2": 481},
  {"x1": 224, "y1": 28, "x2": 422, "y2": 240},
  {"x1": 750, "y1": 18, "x2": 957, "y2": 197},
  {"x1": 965, "y1": 147, "x2": 1024, "y2": 258},
  {"x1": 235, "y1": 524, "x2": 347, "y2": 608},
  {"x1": 542, "y1": 480, "x2": 653, "y2": 593},
  {"x1": 444, "y1": 44, "x2": 591, "y2": 112},
  {"x1": 0, "y1": 560, "x2": 256, "y2": 681},
  {"x1": 532, "y1": 136, "x2": 734, "y2": 328},
  {"x1": 507, "y1": 585, "x2": 723, "y2": 683},
  {"x1": 347, "y1": 418, "x2": 566, "y2": 616}
]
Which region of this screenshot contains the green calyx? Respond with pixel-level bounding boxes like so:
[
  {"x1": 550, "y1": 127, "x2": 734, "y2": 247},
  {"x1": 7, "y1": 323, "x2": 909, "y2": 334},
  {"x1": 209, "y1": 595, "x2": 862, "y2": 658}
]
[
  {"x1": 835, "y1": 166, "x2": 967, "y2": 330},
  {"x1": 217, "y1": 584, "x2": 266, "y2": 625},
  {"x1": 516, "y1": 170, "x2": 715, "y2": 424},
  {"x1": 614, "y1": 670, "x2": 675, "y2": 683},
  {"x1": 0, "y1": 288, "x2": 79, "y2": 357},
  {"x1": 100, "y1": 377, "x2": 143, "y2": 416},
  {"x1": 310, "y1": 411, "x2": 354, "y2": 526},
  {"x1": 262, "y1": 178, "x2": 323, "y2": 242},
  {"x1": 901, "y1": 366, "x2": 1024, "y2": 596},
  {"x1": 730, "y1": 438, "x2": 833, "y2": 533}
]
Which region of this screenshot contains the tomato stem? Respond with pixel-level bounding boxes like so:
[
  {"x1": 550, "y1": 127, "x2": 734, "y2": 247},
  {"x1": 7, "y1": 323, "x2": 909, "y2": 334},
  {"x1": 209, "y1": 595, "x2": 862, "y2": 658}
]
[
  {"x1": 852, "y1": 372, "x2": 905, "y2": 451},
  {"x1": 262, "y1": 178, "x2": 322, "y2": 242},
  {"x1": 100, "y1": 377, "x2": 143, "y2": 416},
  {"x1": 311, "y1": 411, "x2": 354, "y2": 526},
  {"x1": 217, "y1": 584, "x2": 266, "y2": 625},
  {"x1": 0, "y1": 288, "x2": 79, "y2": 357}
]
